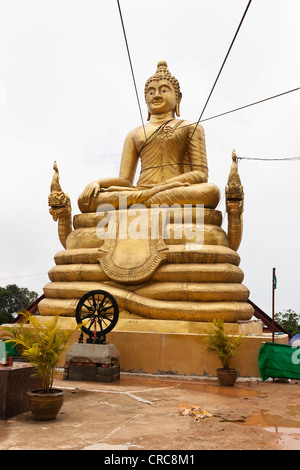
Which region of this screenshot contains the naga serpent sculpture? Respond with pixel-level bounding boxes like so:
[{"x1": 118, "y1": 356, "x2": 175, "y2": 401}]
[{"x1": 48, "y1": 161, "x2": 72, "y2": 249}]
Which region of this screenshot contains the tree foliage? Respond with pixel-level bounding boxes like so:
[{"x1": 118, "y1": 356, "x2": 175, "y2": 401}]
[
  {"x1": 0, "y1": 284, "x2": 38, "y2": 324},
  {"x1": 274, "y1": 309, "x2": 300, "y2": 337}
]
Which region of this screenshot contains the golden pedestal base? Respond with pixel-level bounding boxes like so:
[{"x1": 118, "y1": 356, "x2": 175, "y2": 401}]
[{"x1": 116, "y1": 310, "x2": 263, "y2": 335}]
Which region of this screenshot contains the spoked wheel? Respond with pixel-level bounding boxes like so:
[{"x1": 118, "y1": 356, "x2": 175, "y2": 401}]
[{"x1": 75, "y1": 290, "x2": 119, "y2": 342}]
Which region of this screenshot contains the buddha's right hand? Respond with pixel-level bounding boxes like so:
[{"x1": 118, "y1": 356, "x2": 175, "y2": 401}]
[{"x1": 81, "y1": 181, "x2": 100, "y2": 206}]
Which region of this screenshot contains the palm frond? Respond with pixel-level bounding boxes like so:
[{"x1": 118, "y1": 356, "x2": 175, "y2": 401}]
[
  {"x1": 7, "y1": 311, "x2": 80, "y2": 393},
  {"x1": 204, "y1": 319, "x2": 242, "y2": 369}
]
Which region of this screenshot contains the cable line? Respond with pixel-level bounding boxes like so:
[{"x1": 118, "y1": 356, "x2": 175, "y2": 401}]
[
  {"x1": 117, "y1": 0, "x2": 146, "y2": 139},
  {"x1": 183, "y1": 0, "x2": 253, "y2": 157},
  {"x1": 134, "y1": 85, "x2": 300, "y2": 150},
  {"x1": 0, "y1": 273, "x2": 47, "y2": 281},
  {"x1": 200, "y1": 86, "x2": 300, "y2": 123},
  {"x1": 238, "y1": 156, "x2": 300, "y2": 161}
]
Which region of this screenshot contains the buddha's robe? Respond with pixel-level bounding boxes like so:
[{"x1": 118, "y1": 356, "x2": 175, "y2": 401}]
[{"x1": 78, "y1": 120, "x2": 220, "y2": 213}]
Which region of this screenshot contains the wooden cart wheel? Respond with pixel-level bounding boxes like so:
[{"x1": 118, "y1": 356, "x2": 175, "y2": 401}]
[{"x1": 75, "y1": 290, "x2": 119, "y2": 340}]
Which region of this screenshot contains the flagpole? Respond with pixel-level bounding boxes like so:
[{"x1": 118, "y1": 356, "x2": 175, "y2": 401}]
[{"x1": 272, "y1": 267, "x2": 276, "y2": 343}]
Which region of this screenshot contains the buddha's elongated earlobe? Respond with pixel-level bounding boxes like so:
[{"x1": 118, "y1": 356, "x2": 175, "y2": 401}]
[
  {"x1": 176, "y1": 93, "x2": 182, "y2": 117},
  {"x1": 147, "y1": 111, "x2": 151, "y2": 121}
]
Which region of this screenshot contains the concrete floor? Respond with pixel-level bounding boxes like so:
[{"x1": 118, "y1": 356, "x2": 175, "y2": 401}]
[{"x1": 1, "y1": 372, "x2": 300, "y2": 452}]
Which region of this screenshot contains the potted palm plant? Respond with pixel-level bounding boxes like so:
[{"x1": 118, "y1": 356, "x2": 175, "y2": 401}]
[
  {"x1": 205, "y1": 319, "x2": 242, "y2": 386},
  {"x1": 7, "y1": 311, "x2": 79, "y2": 420}
]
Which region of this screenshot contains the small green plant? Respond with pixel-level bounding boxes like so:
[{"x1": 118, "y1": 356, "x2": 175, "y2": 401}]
[
  {"x1": 204, "y1": 319, "x2": 242, "y2": 369},
  {"x1": 7, "y1": 311, "x2": 79, "y2": 393}
]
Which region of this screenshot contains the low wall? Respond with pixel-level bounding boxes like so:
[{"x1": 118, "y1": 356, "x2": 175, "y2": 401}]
[
  {"x1": 106, "y1": 329, "x2": 288, "y2": 378},
  {"x1": 19, "y1": 316, "x2": 289, "y2": 378}
]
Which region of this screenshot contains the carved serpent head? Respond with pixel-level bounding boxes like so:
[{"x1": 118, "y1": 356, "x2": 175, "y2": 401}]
[{"x1": 48, "y1": 190, "x2": 71, "y2": 221}]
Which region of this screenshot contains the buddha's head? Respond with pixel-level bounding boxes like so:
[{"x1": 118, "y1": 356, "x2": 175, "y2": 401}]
[{"x1": 144, "y1": 61, "x2": 182, "y2": 120}]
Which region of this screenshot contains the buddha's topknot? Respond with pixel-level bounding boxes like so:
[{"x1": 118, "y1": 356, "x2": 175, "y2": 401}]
[{"x1": 144, "y1": 60, "x2": 181, "y2": 100}]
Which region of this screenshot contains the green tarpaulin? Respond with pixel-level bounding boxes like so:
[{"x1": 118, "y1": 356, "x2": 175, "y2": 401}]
[{"x1": 259, "y1": 342, "x2": 300, "y2": 381}]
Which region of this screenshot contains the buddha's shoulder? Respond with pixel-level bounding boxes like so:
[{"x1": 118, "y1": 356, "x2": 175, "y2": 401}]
[
  {"x1": 124, "y1": 125, "x2": 144, "y2": 140},
  {"x1": 177, "y1": 119, "x2": 205, "y2": 133}
]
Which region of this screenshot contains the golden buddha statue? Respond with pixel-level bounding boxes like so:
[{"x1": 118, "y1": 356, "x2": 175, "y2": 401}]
[
  {"x1": 41, "y1": 60, "x2": 253, "y2": 323},
  {"x1": 78, "y1": 60, "x2": 220, "y2": 212}
]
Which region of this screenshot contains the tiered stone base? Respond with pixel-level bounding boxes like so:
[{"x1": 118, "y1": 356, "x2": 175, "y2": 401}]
[
  {"x1": 39, "y1": 207, "x2": 253, "y2": 322},
  {"x1": 37, "y1": 193, "x2": 277, "y2": 377}
]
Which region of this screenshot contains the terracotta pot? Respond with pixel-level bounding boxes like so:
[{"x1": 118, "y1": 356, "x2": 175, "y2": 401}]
[
  {"x1": 27, "y1": 389, "x2": 64, "y2": 421},
  {"x1": 216, "y1": 368, "x2": 238, "y2": 386}
]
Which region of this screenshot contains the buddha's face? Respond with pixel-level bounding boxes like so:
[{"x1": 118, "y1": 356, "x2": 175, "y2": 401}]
[{"x1": 145, "y1": 79, "x2": 177, "y2": 116}]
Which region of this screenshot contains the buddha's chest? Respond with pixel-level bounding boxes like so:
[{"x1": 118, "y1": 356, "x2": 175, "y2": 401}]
[{"x1": 135, "y1": 121, "x2": 186, "y2": 156}]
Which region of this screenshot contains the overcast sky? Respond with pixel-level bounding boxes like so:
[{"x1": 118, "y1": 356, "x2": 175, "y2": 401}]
[{"x1": 0, "y1": 0, "x2": 299, "y2": 318}]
